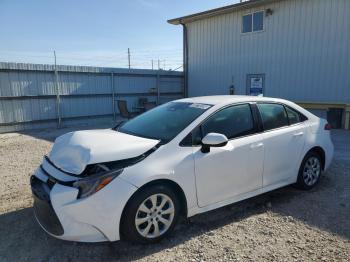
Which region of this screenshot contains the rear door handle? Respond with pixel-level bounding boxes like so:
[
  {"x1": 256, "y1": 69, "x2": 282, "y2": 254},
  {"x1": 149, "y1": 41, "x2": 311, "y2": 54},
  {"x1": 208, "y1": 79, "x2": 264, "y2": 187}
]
[
  {"x1": 250, "y1": 142, "x2": 264, "y2": 149},
  {"x1": 293, "y1": 131, "x2": 304, "y2": 137}
]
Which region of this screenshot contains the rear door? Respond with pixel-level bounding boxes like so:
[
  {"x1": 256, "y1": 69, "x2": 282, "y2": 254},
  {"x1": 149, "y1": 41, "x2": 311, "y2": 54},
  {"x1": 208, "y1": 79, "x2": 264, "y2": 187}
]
[{"x1": 256, "y1": 103, "x2": 306, "y2": 187}]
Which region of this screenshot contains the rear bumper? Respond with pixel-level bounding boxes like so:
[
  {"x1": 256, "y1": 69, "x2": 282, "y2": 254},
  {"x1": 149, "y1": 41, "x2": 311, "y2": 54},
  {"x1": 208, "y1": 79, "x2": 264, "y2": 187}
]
[
  {"x1": 31, "y1": 166, "x2": 137, "y2": 242},
  {"x1": 324, "y1": 140, "x2": 334, "y2": 171}
]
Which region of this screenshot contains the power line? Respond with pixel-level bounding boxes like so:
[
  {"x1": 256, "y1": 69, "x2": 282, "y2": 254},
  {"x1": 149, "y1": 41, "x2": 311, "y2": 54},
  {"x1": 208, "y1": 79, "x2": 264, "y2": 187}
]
[{"x1": 0, "y1": 49, "x2": 183, "y2": 70}]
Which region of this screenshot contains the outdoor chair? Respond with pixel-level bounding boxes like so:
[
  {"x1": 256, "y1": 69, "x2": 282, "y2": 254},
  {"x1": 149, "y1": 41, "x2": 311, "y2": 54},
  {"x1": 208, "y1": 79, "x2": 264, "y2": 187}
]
[
  {"x1": 144, "y1": 102, "x2": 157, "y2": 111},
  {"x1": 117, "y1": 100, "x2": 139, "y2": 119},
  {"x1": 138, "y1": 97, "x2": 148, "y2": 107},
  {"x1": 133, "y1": 97, "x2": 149, "y2": 113}
]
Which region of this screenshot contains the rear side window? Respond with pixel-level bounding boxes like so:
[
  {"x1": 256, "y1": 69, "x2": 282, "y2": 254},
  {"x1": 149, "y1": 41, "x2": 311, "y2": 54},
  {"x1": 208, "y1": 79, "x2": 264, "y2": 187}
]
[
  {"x1": 202, "y1": 104, "x2": 255, "y2": 139},
  {"x1": 285, "y1": 106, "x2": 307, "y2": 124},
  {"x1": 257, "y1": 103, "x2": 289, "y2": 131},
  {"x1": 285, "y1": 106, "x2": 300, "y2": 125}
]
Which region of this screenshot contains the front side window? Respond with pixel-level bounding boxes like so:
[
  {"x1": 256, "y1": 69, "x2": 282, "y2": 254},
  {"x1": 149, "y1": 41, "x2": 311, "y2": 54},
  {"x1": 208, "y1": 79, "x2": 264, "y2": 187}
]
[
  {"x1": 242, "y1": 11, "x2": 264, "y2": 33},
  {"x1": 202, "y1": 104, "x2": 255, "y2": 139},
  {"x1": 118, "y1": 102, "x2": 211, "y2": 143},
  {"x1": 257, "y1": 103, "x2": 289, "y2": 131}
]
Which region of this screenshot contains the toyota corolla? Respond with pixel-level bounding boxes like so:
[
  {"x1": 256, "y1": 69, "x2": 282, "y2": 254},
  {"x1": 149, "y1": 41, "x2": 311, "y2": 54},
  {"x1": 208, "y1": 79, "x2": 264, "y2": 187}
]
[{"x1": 30, "y1": 96, "x2": 334, "y2": 243}]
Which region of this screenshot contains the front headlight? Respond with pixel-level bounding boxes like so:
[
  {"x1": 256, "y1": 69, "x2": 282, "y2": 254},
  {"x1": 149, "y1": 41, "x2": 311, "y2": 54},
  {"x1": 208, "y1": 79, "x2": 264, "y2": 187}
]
[{"x1": 73, "y1": 166, "x2": 123, "y2": 199}]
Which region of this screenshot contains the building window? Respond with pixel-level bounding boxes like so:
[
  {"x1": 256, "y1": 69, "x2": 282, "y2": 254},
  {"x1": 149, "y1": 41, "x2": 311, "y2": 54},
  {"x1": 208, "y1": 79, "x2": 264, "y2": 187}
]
[
  {"x1": 242, "y1": 11, "x2": 264, "y2": 33},
  {"x1": 242, "y1": 14, "x2": 252, "y2": 33}
]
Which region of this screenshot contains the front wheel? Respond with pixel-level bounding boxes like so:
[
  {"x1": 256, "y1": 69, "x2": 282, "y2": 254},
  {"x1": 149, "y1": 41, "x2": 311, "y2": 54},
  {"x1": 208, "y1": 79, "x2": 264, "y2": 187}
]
[
  {"x1": 296, "y1": 151, "x2": 322, "y2": 190},
  {"x1": 120, "y1": 184, "x2": 180, "y2": 243}
]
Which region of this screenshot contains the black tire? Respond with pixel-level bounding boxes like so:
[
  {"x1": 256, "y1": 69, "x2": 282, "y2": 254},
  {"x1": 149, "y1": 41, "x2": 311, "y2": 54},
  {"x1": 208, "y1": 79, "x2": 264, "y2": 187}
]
[
  {"x1": 296, "y1": 151, "x2": 322, "y2": 190},
  {"x1": 120, "y1": 184, "x2": 180, "y2": 243}
]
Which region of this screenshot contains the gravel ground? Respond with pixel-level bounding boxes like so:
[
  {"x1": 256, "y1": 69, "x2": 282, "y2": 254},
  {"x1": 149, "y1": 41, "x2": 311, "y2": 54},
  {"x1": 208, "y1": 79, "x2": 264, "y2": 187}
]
[{"x1": 0, "y1": 126, "x2": 349, "y2": 262}]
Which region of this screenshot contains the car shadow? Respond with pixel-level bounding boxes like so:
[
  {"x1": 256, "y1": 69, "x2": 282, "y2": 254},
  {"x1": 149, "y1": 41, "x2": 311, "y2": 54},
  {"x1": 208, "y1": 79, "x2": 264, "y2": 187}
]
[{"x1": 0, "y1": 193, "x2": 267, "y2": 261}]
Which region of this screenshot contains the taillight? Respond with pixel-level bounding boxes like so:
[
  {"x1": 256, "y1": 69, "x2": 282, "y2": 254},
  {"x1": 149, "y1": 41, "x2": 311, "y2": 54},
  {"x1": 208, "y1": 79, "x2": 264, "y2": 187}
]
[{"x1": 324, "y1": 123, "x2": 332, "y2": 130}]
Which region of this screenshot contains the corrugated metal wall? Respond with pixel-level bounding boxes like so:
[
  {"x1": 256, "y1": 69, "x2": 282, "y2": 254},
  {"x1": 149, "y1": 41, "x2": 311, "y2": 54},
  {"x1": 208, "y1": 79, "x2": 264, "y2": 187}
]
[
  {"x1": 186, "y1": 0, "x2": 350, "y2": 103},
  {"x1": 0, "y1": 62, "x2": 183, "y2": 133}
]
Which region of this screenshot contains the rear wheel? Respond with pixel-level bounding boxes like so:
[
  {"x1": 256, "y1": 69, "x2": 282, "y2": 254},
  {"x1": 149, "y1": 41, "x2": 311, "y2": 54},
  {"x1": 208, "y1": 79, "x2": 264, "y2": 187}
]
[
  {"x1": 121, "y1": 184, "x2": 180, "y2": 243},
  {"x1": 296, "y1": 151, "x2": 322, "y2": 190}
]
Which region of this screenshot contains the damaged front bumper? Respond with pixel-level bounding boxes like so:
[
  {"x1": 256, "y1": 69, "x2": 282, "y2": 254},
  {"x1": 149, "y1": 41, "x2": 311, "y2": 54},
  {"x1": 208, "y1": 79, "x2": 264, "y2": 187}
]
[{"x1": 31, "y1": 161, "x2": 138, "y2": 242}]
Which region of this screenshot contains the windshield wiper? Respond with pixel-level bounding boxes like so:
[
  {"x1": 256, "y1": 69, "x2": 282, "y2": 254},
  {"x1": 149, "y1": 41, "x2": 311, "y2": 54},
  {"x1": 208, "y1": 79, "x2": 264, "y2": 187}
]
[{"x1": 112, "y1": 120, "x2": 126, "y2": 131}]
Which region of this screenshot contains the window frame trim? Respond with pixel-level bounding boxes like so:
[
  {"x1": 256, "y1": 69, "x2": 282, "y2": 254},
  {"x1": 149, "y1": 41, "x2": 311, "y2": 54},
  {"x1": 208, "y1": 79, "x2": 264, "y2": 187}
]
[
  {"x1": 179, "y1": 101, "x2": 310, "y2": 147},
  {"x1": 241, "y1": 10, "x2": 265, "y2": 34}
]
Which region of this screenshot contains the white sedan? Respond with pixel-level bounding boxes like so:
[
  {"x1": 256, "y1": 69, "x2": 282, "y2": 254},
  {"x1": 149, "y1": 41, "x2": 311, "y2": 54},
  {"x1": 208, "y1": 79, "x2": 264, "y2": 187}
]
[{"x1": 31, "y1": 96, "x2": 334, "y2": 243}]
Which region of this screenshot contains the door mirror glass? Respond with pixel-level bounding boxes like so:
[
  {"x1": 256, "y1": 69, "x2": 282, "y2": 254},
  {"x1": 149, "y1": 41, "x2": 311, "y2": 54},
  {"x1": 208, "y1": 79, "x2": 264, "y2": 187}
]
[{"x1": 201, "y1": 133, "x2": 228, "y2": 153}]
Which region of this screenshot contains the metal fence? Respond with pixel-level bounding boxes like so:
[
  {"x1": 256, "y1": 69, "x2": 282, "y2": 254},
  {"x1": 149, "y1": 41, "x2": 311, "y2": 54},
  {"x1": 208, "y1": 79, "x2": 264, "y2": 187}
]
[{"x1": 0, "y1": 62, "x2": 184, "y2": 133}]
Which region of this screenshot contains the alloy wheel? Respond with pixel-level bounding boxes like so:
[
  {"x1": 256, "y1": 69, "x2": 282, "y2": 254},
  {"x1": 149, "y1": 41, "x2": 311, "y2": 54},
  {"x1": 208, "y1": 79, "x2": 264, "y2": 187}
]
[
  {"x1": 135, "y1": 193, "x2": 175, "y2": 239},
  {"x1": 303, "y1": 156, "x2": 321, "y2": 186}
]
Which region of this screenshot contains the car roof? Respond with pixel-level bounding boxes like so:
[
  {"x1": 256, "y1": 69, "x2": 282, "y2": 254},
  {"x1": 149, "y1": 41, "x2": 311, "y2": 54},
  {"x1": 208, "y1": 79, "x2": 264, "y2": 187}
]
[{"x1": 176, "y1": 95, "x2": 289, "y2": 106}]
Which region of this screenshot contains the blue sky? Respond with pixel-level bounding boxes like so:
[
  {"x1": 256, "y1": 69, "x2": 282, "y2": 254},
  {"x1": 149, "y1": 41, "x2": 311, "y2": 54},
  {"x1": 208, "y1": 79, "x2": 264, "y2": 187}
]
[{"x1": 0, "y1": 0, "x2": 237, "y2": 70}]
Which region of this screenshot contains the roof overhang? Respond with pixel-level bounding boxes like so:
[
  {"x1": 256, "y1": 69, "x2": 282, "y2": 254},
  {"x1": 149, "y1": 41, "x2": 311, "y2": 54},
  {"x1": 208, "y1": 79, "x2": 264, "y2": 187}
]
[{"x1": 168, "y1": 0, "x2": 277, "y2": 25}]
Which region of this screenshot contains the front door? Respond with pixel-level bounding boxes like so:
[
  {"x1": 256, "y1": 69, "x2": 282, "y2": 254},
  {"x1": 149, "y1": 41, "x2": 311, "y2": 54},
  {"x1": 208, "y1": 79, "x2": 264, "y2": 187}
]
[{"x1": 193, "y1": 103, "x2": 264, "y2": 207}]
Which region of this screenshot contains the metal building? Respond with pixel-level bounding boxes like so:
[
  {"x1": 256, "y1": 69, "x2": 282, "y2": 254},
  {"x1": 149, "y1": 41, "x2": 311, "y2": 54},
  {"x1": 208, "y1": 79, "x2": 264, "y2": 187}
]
[{"x1": 168, "y1": 0, "x2": 350, "y2": 129}]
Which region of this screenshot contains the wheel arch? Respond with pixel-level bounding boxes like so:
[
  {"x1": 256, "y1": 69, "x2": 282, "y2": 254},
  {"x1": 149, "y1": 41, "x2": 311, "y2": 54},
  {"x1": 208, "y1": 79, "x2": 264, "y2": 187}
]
[
  {"x1": 119, "y1": 178, "x2": 188, "y2": 238},
  {"x1": 305, "y1": 146, "x2": 326, "y2": 170}
]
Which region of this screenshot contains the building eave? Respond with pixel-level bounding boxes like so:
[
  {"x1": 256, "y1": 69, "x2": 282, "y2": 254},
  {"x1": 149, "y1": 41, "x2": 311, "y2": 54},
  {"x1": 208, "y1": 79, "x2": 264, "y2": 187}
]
[{"x1": 168, "y1": 0, "x2": 278, "y2": 25}]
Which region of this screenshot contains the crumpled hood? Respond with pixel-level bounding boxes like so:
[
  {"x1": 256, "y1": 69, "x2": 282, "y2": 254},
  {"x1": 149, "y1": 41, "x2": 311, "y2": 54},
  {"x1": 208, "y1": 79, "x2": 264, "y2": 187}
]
[{"x1": 49, "y1": 129, "x2": 159, "y2": 175}]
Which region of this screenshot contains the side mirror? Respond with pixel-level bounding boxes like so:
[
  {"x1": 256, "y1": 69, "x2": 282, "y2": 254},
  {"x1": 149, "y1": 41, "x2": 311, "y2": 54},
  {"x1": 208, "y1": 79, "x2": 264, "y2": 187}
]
[{"x1": 201, "y1": 133, "x2": 228, "y2": 153}]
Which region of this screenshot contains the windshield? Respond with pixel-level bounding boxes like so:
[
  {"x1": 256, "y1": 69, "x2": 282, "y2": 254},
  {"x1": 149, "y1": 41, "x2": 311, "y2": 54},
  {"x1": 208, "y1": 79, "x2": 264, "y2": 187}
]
[{"x1": 117, "y1": 102, "x2": 211, "y2": 142}]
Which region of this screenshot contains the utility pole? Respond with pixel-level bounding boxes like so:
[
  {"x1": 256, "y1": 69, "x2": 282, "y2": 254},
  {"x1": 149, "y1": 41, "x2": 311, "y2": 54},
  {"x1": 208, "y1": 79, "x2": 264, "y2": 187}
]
[
  {"x1": 157, "y1": 59, "x2": 160, "y2": 70},
  {"x1": 127, "y1": 48, "x2": 131, "y2": 69},
  {"x1": 163, "y1": 60, "x2": 166, "y2": 70},
  {"x1": 53, "y1": 51, "x2": 61, "y2": 127},
  {"x1": 151, "y1": 60, "x2": 154, "y2": 70}
]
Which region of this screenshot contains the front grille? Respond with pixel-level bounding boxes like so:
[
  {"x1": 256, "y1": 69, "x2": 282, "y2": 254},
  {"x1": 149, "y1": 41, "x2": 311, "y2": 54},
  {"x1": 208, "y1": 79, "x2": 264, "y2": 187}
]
[{"x1": 31, "y1": 176, "x2": 64, "y2": 236}]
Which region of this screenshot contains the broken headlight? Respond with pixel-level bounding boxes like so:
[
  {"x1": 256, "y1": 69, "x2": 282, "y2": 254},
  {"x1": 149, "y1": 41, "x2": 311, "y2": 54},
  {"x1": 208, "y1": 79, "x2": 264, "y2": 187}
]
[{"x1": 73, "y1": 164, "x2": 123, "y2": 199}]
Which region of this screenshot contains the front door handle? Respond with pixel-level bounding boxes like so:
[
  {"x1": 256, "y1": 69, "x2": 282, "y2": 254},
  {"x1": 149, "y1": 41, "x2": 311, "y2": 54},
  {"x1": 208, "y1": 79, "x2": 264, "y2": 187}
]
[
  {"x1": 293, "y1": 131, "x2": 304, "y2": 137},
  {"x1": 250, "y1": 142, "x2": 264, "y2": 149}
]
